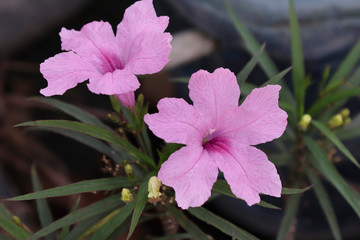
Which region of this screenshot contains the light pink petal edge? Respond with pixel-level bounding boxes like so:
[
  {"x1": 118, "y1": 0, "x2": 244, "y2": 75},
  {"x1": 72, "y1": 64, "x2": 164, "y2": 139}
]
[
  {"x1": 40, "y1": 52, "x2": 98, "y2": 96},
  {"x1": 144, "y1": 98, "x2": 203, "y2": 145},
  {"x1": 214, "y1": 142, "x2": 282, "y2": 206},
  {"x1": 158, "y1": 145, "x2": 218, "y2": 209}
]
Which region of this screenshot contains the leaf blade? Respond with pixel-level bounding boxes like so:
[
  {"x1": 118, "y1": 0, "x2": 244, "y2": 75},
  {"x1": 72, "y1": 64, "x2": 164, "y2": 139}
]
[{"x1": 237, "y1": 44, "x2": 265, "y2": 85}]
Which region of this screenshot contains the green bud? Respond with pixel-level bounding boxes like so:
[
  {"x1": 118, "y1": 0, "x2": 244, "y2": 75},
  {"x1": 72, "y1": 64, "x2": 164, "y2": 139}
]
[
  {"x1": 298, "y1": 114, "x2": 312, "y2": 131},
  {"x1": 121, "y1": 188, "x2": 133, "y2": 203},
  {"x1": 343, "y1": 117, "x2": 351, "y2": 126},
  {"x1": 328, "y1": 114, "x2": 343, "y2": 129},
  {"x1": 340, "y1": 108, "x2": 350, "y2": 118},
  {"x1": 124, "y1": 164, "x2": 133, "y2": 177},
  {"x1": 148, "y1": 176, "x2": 162, "y2": 199},
  {"x1": 108, "y1": 113, "x2": 120, "y2": 124}
]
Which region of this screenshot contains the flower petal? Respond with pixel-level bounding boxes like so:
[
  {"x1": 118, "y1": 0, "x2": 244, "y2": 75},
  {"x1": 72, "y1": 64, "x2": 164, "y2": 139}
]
[
  {"x1": 87, "y1": 69, "x2": 140, "y2": 95},
  {"x1": 60, "y1": 21, "x2": 122, "y2": 73},
  {"x1": 116, "y1": 91, "x2": 135, "y2": 108},
  {"x1": 124, "y1": 32, "x2": 172, "y2": 75},
  {"x1": 40, "y1": 52, "x2": 98, "y2": 96},
  {"x1": 214, "y1": 142, "x2": 282, "y2": 206},
  {"x1": 225, "y1": 85, "x2": 288, "y2": 145},
  {"x1": 158, "y1": 145, "x2": 218, "y2": 209},
  {"x1": 144, "y1": 98, "x2": 204, "y2": 145},
  {"x1": 188, "y1": 68, "x2": 240, "y2": 129},
  {"x1": 116, "y1": 0, "x2": 170, "y2": 74}
]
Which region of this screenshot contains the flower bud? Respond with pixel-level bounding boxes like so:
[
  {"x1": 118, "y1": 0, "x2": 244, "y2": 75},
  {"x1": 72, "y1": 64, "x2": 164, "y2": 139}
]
[
  {"x1": 340, "y1": 108, "x2": 350, "y2": 118},
  {"x1": 121, "y1": 188, "x2": 133, "y2": 203},
  {"x1": 343, "y1": 117, "x2": 351, "y2": 126},
  {"x1": 124, "y1": 164, "x2": 133, "y2": 177},
  {"x1": 148, "y1": 176, "x2": 162, "y2": 199},
  {"x1": 328, "y1": 114, "x2": 343, "y2": 129},
  {"x1": 298, "y1": 114, "x2": 312, "y2": 131}
]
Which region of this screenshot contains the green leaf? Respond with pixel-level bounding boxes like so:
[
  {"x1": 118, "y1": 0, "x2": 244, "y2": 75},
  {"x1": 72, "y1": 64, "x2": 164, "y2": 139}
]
[
  {"x1": 289, "y1": 0, "x2": 306, "y2": 116},
  {"x1": 237, "y1": 44, "x2": 265, "y2": 85},
  {"x1": 0, "y1": 215, "x2": 30, "y2": 240},
  {"x1": 212, "y1": 180, "x2": 280, "y2": 210},
  {"x1": 224, "y1": 0, "x2": 278, "y2": 78},
  {"x1": 261, "y1": 67, "x2": 292, "y2": 87},
  {"x1": 63, "y1": 212, "x2": 109, "y2": 240},
  {"x1": 170, "y1": 77, "x2": 190, "y2": 83},
  {"x1": 268, "y1": 152, "x2": 292, "y2": 166},
  {"x1": 0, "y1": 232, "x2": 14, "y2": 240},
  {"x1": 311, "y1": 120, "x2": 359, "y2": 168},
  {"x1": 281, "y1": 186, "x2": 312, "y2": 195},
  {"x1": 188, "y1": 207, "x2": 259, "y2": 240},
  {"x1": 304, "y1": 136, "x2": 360, "y2": 218},
  {"x1": 59, "y1": 197, "x2": 81, "y2": 240},
  {"x1": 36, "y1": 127, "x2": 126, "y2": 163},
  {"x1": 0, "y1": 203, "x2": 14, "y2": 220},
  {"x1": 167, "y1": 205, "x2": 209, "y2": 240},
  {"x1": 305, "y1": 167, "x2": 342, "y2": 240},
  {"x1": 28, "y1": 194, "x2": 124, "y2": 240},
  {"x1": 31, "y1": 166, "x2": 56, "y2": 240},
  {"x1": 325, "y1": 40, "x2": 360, "y2": 93},
  {"x1": 16, "y1": 120, "x2": 156, "y2": 168},
  {"x1": 31, "y1": 97, "x2": 111, "y2": 130},
  {"x1": 337, "y1": 125, "x2": 360, "y2": 140},
  {"x1": 151, "y1": 233, "x2": 192, "y2": 240},
  {"x1": 127, "y1": 177, "x2": 150, "y2": 239},
  {"x1": 276, "y1": 193, "x2": 301, "y2": 240},
  {"x1": 88, "y1": 202, "x2": 135, "y2": 240},
  {"x1": 307, "y1": 88, "x2": 360, "y2": 116},
  {"x1": 9, "y1": 177, "x2": 135, "y2": 201}
]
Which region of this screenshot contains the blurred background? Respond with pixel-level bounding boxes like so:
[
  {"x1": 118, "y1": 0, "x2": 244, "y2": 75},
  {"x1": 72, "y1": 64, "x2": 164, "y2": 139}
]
[{"x1": 1, "y1": 0, "x2": 360, "y2": 239}]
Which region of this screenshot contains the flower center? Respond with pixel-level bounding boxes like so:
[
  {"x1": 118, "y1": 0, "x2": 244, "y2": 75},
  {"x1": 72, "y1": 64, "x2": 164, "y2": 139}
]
[{"x1": 202, "y1": 129, "x2": 229, "y2": 153}]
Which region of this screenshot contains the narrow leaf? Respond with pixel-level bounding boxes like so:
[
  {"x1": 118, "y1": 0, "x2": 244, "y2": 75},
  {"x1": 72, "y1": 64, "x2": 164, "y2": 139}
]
[
  {"x1": 281, "y1": 186, "x2": 312, "y2": 195},
  {"x1": 337, "y1": 125, "x2": 360, "y2": 141},
  {"x1": 36, "y1": 127, "x2": 125, "y2": 163},
  {"x1": 237, "y1": 44, "x2": 265, "y2": 85},
  {"x1": 276, "y1": 193, "x2": 301, "y2": 240},
  {"x1": 59, "y1": 197, "x2": 81, "y2": 240},
  {"x1": 325, "y1": 40, "x2": 360, "y2": 93},
  {"x1": 28, "y1": 194, "x2": 124, "y2": 240},
  {"x1": 9, "y1": 177, "x2": 135, "y2": 201},
  {"x1": 31, "y1": 166, "x2": 56, "y2": 240},
  {"x1": 127, "y1": 178, "x2": 150, "y2": 239},
  {"x1": 167, "y1": 205, "x2": 209, "y2": 240},
  {"x1": 311, "y1": 120, "x2": 359, "y2": 168},
  {"x1": 170, "y1": 77, "x2": 190, "y2": 83},
  {"x1": 88, "y1": 202, "x2": 135, "y2": 240},
  {"x1": 289, "y1": 0, "x2": 306, "y2": 116},
  {"x1": 304, "y1": 136, "x2": 360, "y2": 217},
  {"x1": 307, "y1": 88, "x2": 360, "y2": 116},
  {"x1": 261, "y1": 67, "x2": 292, "y2": 87},
  {"x1": 188, "y1": 207, "x2": 259, "y2": 240},
  {"x1": 31, "y1": 97, "x2": 111, "y2": 130},
  {"x1": 0, "y1": 215, "x2": 30, "y2": 240},
  {"x1": 16, "y1": 120, "x2": 156, "y2": 168},
  {"x1": 212, "y1": 180, "x2": 280, "y2": 210},
  {"x1": 305, "y1": 167, "x2": 342, "y2": 240}
]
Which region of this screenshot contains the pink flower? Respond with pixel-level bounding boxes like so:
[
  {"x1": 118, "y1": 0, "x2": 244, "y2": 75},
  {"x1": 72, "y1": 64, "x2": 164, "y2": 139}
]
[
  {"x1": 144, "y1": 68, "x2": 288, "y2": 209},
  {"x1": 40, "y1": 0, "x2": 172, "y2": 106}
]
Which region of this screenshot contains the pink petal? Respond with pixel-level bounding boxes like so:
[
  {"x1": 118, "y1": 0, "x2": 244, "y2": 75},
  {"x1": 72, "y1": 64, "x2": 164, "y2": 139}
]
[
  {"x1": 124, "y1": 32, "x2": 172, "y2": 75},
  {"x1": 60, "y1": 21, "x2": 122, "y2": 73},
  {"x1": 116, "y1": 0, "x2": 170, "y2": 74},
  {"x1": 188, "y1": 68, "x2": 240, "y2": 128},
  {"x1": 116, "y1": 91, "x2": 135, "y2": 108},
  {"x1": 214, "y1": 141, "x2": 282, "y2": 206},
  {"x1": 224, "y1": 85, "x2": 288, "y2": 145},
  {"x1": 158, "y1": 145, "x2": 218, "y2": 209},
  {"x1": 40, "y1": 52, "x2": 99, "y2": 96},
  {"x1": 144, "y1": 98, "x2": 204, "y2": 145},
  {"x1": 87, "y1": 69, "x2": 140, "y2": 95}
]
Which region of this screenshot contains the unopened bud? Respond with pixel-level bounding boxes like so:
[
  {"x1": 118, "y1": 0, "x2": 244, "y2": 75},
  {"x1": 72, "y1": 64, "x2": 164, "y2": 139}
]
[
  {"x1": 343, "y1": 117, "x2": 351, "y2": 126},
  {"x1": 328, "y1": 114, "x2": 343, "y2": 129},
  {"x1": 340, "y1": 108, "x2": 350, "y2": 118},
  {"x1": 298, "y1": 114, "x2": 312, "y2": 131},
  {"x1": 121, "y1": 188, "x2": 133, "y2": 203},
  {"x1": 108, "y1": 113, "x2": 119, "y2": 124},
  {"x1": 124, "y1": 164, "x2": 133, "y2": 177},
  {"x1": 148, "y1": 176, "x2": 162, "y2": 199}
]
